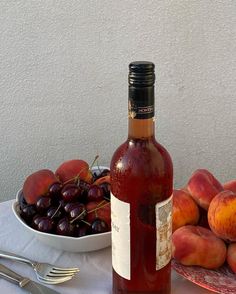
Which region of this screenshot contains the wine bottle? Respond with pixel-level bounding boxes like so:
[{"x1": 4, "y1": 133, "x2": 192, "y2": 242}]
[{"x1": 110, "y1": 61, "x2": 173, "y2": 294}]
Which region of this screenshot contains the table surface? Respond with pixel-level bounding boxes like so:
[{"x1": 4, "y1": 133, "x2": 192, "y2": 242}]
[{"x1": 0, "y1": 200, "x2": 215, "y2": 294}]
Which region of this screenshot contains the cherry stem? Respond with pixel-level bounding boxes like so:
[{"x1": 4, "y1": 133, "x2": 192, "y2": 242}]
[
  {"x1": 51, "y1": 203, "x2": 62, "y2": 219},
  {"x1": 87, "y1": 201, "x2": 109, "y2": 214},
  {"x1": 89, "y1": 155, "x2": 99, "y2": 170},
  {"x1": 70, "y1": 209, "x2": 86, "y2": 224},
  {"x1": 97, "y1": 200, "x2": 106, "y2": 207},
  {"x1": 81, "y1": 220, "x2": 91, "y2": 226}
]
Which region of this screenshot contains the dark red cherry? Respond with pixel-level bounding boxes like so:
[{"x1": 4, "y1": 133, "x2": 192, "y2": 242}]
[
  {"x1": 37, "y1": 217, "x2": 53, "y2": 233},
  {"x1": 21, "y1": 204, "x2": 37, "y2": 221},
  {"x1": 100, "y1": 169, "x2": 110, "y2": 177},
  {"x1": 56, "y1": 218, "x2": 75, "y2": 236},
  {"x1": 68, "y1": 203, "x2": 86, "y2": 220},
  {"x1": 79, "y1": 181, "x2": 91, "y2": 202},
  {"x1": 64, "y1": 202, "x2": 75, "y2": 214},
  {"x1": 75, "y1": 223, "x2": 91, "y2": 237},
  {"x1": 31, "y1": 215, "x2": 42, "y2": 229},
  {"x1": 93, "y1": 169, "x2": 110, "y2": 181},
  {"x1": 47, "y1": 207, "x2": 63, "y2": 219},
  {"x1": 59, "y1": 199, "x2": 66, "y2": 208},
  {"x1": 100, "y1": 183, "x2": 111, "y2": 200},
  {"x1": 36, "y1": 197, "x2": 52, "y2": 214},
  {"x1": 61, "y1": 184, "x2": 81, "y2": 202},
  {"x1": 19, "y1": 192, "x2": 28, "y2": 209},
  {"x1": 48, "y1": 182, "x2": 63, "y2": 197},
  {"x1": 91, "y1": 218, "x2": 108, "y2": 234},
  {"x1": 87, "y1": 185, "x2": 104, "y2": 202}
]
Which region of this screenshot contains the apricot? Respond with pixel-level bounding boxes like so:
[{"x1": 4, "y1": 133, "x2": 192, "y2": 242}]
[
  {"x1": 55, "y1": 159, "x2": 93, "y2": 184},
  {"x1": 23, "y1": 169, "x2": 58, "y2": 204},
  {"x1": 172, "y1": 189, "x2": 199, "y2": 232},
  {"x1": 223, "y1": 179, "x2": 236, "y2": 194},
  {"x1": 172, "y1": 225, "x2": 227, "y2": 269},
  {"x1": 227, "y1": 243, "x2": 236, "y2": 273},
  {"x1": 187, "y1": 169, "x2": 223, "y2": 210},
  {"x1": 208, "y1": 190, "x2": 236, "y2": 241}
]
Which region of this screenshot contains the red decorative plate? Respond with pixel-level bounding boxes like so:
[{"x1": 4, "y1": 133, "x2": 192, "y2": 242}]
[{"x1": 172, "y1": 259, "x2": 236, "y2": 294}]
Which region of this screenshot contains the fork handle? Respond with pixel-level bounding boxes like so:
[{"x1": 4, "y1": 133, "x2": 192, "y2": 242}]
[
  {"x1": 0, "y1": 263, "x2": 30, "y2": 286},
  {"x1": 0, "y1": 250, "x2": 34, "y2": 266}
]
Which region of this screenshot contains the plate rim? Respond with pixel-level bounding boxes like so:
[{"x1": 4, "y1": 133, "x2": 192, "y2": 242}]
[{"x1": 171, "y1": 259, "x2": 236, "y2": 294}]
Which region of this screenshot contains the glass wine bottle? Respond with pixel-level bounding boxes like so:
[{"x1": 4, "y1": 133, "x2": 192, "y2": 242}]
[{"x1": 110, "y1": 61, "x2": 173, "y2": 294}]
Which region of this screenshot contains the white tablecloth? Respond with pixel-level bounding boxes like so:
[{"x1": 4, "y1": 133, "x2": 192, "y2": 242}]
[{"x1": 0, "y1": 200, "x2": 214, "y2": 294}]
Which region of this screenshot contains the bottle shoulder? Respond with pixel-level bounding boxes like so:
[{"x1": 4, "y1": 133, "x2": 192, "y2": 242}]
[
  {"x1": 110, "y1": 138, "x2": 173, "y2": 202},
  {"x1": 110, "y1": 138, "x2": 173, "y2": 175}
]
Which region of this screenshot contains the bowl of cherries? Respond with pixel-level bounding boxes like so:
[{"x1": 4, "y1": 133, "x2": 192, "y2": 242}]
[{"x1": 12, "y1": 158, "x2": 111, "y2": 252}]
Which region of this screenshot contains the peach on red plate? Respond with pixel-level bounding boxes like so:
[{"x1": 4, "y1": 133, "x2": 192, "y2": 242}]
[
  {"x1": 208, "y1": 190, "x2": 236, "y2": 242},
  {"x1": 223, "y1": 179, "x2": 236, "y2": 194},
  {"x1": 187, "y1": 169, "x2": 223, "y2": 210},
  {"x1": 172, "y1": 225, "x2": 227, "y2": 269},
  {"x1": 172, "y1": 189, "x2": 199, "y2": 232}
]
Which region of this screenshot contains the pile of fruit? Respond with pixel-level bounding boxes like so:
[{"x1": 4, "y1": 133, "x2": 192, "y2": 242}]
[
  {"x1": 172, "y1": 169, "x2": 236, "y2": 273},
  {"x1": 18, "y1": 159, "x2": 111, "y2": 238}
]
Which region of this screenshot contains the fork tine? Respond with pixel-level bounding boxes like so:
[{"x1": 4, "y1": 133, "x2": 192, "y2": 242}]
[
  {"x1": 38, "y1": 275, "x2": 73, "y2": 284},
  {"x1": 38, "y1": 276, "x2": 73, "y2": 283},
  {"x1": 48, "y1": 272, "x2": 76, "y2": 277},
  {"x1": 51, "y1": 268, "x2": 79, "y2": 274},
  {"x1": 52, "y1": 266, "x2": 79, "y2": 271},
  {"x1": 49, "y1": 271, "x2": 77, "y2": 276}
]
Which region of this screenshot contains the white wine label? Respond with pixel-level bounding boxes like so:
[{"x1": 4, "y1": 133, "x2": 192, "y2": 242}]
[
  {"x1": 111, "y1": 193, "x2": 130, "y2": 280},
  {"x1": 156, "y1": 196, "x2": 173, "y2": 270}
]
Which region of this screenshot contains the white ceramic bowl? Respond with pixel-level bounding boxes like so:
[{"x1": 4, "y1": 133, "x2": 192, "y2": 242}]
[{"x1": 12, "y1": 166, "x2": 111, "y2": 253}]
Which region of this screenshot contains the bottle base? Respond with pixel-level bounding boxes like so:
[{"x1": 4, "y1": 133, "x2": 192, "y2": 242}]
[{"x1": 112, "y1": 286, "x2": 171, "y2": 294}]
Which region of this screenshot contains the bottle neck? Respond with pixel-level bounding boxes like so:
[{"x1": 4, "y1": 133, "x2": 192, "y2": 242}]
[
  {"x1": 128, "y1": 85, "x2": 155, "y2": 139},
  {"x1": 128, "y1": 117, "x2": 155, "y2": 138}
]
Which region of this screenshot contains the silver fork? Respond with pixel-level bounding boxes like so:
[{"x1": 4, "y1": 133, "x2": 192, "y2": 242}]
[{"x1": 0, "y1": 250, "x2": 79, "y2": 284}]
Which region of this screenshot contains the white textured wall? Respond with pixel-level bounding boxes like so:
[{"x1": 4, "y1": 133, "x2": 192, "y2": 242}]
[{"x1": 1, "y1": 1, "x2": 236, "y2": 201}]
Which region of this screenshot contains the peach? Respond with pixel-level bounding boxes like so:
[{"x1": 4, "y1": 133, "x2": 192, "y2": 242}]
[
  {"x1": 227, "y1": 243, "x2": 236, "y2": 273},
  {"x1": 172, "y1": 225, "x2": 227, "y2": 269},
  {"x1": 55, "y1": 159, "x2": 93, "y2": 184},
  {"x1": 223, "y1": 179, "x2": 236, "y2": 194},
  {"x1": 187, "y1": 169, "x2": 223, "y2": 210},
  {"x1": 208, "y1": 190, "x2": 236, "y2": 241},
  {"x1": 181, "y1": 186, "x2": 189, "y2": 193},
  {"x1": 172, "y1": 189, "x2": 200, "y2": 232},
  {"x1": 93, "y1": 175, "x2": 110, "y2": 186},
  {"x1": 23, "y1": 169, "x2": 58, "y2": 204}
]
